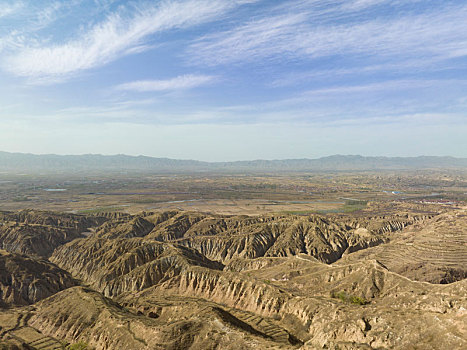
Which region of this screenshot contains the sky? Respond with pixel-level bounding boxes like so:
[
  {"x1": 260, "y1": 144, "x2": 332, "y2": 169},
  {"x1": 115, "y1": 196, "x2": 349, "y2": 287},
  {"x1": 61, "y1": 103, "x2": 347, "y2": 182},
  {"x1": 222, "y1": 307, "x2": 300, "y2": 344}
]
[{"x1": 0, "y1": 0, "x2": 466, "y2": 161}]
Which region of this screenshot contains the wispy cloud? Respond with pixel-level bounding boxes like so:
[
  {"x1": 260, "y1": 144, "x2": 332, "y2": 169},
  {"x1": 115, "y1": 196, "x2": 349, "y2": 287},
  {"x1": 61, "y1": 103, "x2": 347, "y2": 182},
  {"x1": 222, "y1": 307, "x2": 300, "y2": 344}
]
[
  {"x1": 33, "y1": 1, "x2": 69, "y2": 29},
  {"x1": 300, "y1": 79, "x2": 463, "y2": 96},
  {"x1": 341, "y1": 0, "x2": 393, "y2": 10},
  {"x1": 0, "y1": 2, "x2": 23, "y2": 18},
  {"x1": 116, "y1": 74, "x2": 215, "y2": 92},
  {"x1": 0, "y1": 2, "x2": 74, "y2": 55},
  {"x1": 2, "y1": 0, "x2": 254, "y2": 82},
  {"x1": 270, "y1": 58, "x2": 452, "y2": 87},
  {"x1": 188, "y1": 2, "x2": 467, "y2": 66},
  {"x1": 209, "y1": 78, "x2": 467, "y2": 124}
]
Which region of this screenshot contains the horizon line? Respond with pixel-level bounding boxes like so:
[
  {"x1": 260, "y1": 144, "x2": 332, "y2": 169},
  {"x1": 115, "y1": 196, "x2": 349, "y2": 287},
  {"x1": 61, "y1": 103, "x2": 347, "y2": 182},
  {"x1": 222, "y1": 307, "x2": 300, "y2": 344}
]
[{"x1": 0, "y1": 150, "x2": 465, "y2": 163}]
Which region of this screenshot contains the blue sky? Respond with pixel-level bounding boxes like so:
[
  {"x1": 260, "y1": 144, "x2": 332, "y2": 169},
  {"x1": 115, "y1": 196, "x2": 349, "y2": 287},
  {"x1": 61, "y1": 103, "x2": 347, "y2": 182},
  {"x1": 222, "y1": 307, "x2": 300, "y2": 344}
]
[{"x1": 0, "y1": 0, "x2": 466, "y2": 161}]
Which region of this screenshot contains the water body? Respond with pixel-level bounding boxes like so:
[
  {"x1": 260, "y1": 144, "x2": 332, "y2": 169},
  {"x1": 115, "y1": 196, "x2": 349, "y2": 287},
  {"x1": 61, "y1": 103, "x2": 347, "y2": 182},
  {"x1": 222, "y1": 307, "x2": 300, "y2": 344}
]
[
  {"x1": 285, "y1": 200, "x2": 344, "y2": 204},
  {"x1": 164, "y1": 199, "x2": 202, "y2": 204}
]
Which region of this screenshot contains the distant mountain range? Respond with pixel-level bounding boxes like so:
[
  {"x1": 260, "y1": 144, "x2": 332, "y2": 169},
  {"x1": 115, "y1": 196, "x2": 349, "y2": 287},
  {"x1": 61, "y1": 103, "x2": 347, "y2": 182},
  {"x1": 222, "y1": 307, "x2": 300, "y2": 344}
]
[{"x1": 1, "y1": 151, "x2": 466, "y2": 173}]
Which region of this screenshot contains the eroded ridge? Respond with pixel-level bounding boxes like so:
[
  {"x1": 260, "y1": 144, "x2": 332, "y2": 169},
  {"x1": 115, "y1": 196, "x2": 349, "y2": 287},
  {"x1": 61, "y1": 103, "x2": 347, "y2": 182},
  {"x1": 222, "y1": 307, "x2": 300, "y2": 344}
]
[{"x1": 0, "y1": 206, "x2": 466, "y2": 349}]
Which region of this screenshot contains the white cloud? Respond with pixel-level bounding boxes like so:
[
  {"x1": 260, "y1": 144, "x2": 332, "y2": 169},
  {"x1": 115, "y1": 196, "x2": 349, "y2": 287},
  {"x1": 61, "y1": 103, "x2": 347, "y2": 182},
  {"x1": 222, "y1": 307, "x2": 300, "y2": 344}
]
[
  {"x1": 0, "y1": 2, "x2": 23, "y2": 18},
  {"x1": 33, "y1": 1, "x2": 67, "y2": 28},
  {"x1": 0, "y1": 1, "x2": 79, "y2": 56},
  {"x1": 2, "y1": 0, "x2": 253, "y2": 81},
  {"x1": 300, "y1": 80, "x2": 456, "y2": 96},
  {"x1": 276, "y1": 0, "x2": 422, "y2": 14},
  {"x1": 270, "y1": 58, "x2": 448, "y2": 87},
  {"x1": 188, "y1": 3, "x2": 467, "y2": 66},
  {"x1": 205, "y1": 78, "x2": 467, "y2": 125},
  {"x1": 342, "y1": 0, "x2": 390, "y2": 10},
  {"x1": 116, "y1": 74, "x2": 215, "y2": 92}
]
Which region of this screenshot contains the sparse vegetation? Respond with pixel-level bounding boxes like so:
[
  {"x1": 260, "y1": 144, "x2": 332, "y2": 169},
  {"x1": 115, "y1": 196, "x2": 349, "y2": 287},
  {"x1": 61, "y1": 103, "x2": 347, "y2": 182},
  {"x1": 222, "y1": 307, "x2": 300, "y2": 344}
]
[
  {"x1": 331, "y1": 291, "x2": 369, "y2": 305},
  {"x1": 342, "y1": 200, "x2": 368, "y2": 213},
  {"x1": 67, "y1": 342, "x2": 90, "y2": 350},
  {"x1": 12, "y1": 196, "x2": 30, "y2": 202},
  {"x1": 278, "y1": 210, "x2": 315, "y2": 215}
]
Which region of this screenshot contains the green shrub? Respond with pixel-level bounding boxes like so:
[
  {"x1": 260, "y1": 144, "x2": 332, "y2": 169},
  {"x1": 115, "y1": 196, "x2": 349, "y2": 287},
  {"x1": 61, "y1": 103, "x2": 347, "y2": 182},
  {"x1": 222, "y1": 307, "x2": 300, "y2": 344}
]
[
  {"x1": 331, "y1": 291, "x2": 368, "y2": 305},
  {"x1": 349, "y1": 295, "x2": 368, "y2": 305},
  {"x1": 68, "y1": 342, "x2": 90, "y2": 350}
]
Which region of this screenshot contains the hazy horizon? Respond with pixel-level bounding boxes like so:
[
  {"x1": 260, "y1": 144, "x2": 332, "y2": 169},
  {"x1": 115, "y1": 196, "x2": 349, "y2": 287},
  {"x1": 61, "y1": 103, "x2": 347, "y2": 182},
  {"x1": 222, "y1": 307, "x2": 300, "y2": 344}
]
[
  {"x1": 1, "y1": 150, "x2": 467, "y2": 163},
  {"x1": 1, "y1": 0, "x2": 466, "y2": 161}
]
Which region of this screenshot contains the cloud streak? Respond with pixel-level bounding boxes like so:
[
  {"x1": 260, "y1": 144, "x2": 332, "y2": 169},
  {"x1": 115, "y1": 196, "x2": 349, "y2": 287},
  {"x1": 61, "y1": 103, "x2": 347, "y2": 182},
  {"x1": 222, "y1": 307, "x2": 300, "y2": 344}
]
[
  {"x1": 0, "y1": 2, "x2": 23, "y2": 18},
  {"x1": 188, "y1": 2, "x2": 467, "y2": 66},
  {"x1": 116, "y1": 74, "x2": 215, "y2": 92},
  {"x1": 2, "y1": 0, "x2": 253, "y2": 81}
]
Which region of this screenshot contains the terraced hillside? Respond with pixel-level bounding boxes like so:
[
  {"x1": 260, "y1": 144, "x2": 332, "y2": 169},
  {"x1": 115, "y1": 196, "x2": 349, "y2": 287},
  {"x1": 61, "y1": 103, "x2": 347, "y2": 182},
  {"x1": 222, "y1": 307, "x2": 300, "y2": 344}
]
[{"x1": 339, "y1": 210, "x2": 467, "y2": 283}]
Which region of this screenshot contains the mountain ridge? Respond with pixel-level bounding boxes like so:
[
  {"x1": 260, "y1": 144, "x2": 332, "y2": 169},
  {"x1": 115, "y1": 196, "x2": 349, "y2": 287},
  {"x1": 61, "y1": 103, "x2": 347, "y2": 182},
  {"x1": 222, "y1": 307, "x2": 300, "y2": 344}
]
[{"x1": 1, "y1": 151, "x2": 467, "y2": 172}]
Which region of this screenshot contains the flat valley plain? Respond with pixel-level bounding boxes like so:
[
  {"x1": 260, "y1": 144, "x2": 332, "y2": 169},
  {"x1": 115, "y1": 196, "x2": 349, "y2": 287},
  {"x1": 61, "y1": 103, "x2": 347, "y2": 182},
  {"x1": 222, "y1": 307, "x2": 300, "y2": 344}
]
[
  {"x1": 1, "y1": 170, "x2": 466, "y2": 215},
  {"x1": 0, "y1": 170, "x2": 466, "y2": 349}
]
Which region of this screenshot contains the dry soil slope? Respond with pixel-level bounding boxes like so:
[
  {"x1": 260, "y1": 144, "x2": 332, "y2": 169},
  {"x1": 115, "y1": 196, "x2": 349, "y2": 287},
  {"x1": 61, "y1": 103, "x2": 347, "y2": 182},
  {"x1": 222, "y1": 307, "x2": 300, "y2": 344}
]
[
  {"x1": 338, "y1": 209, "x2": 467, "y2": 283},
  {"x1": 118, "y1": 254, "x2": 467, "y2": 349},
  {"x1": 50, "y1": 223, "x2": 467, "y2": 348},
  {"x1": 0, "y1": 250, "x2": 75, "y2": 307},
  {"x1": 96, "y1": 210, "x2": 427, "y2": 264},
  {"x1": 50, "y1": 237, "x2": 224, "y2": 297},
  {"x1": 25, "y1": 286, "x2": 297, "y2": 350},
  {"x1": 50, "y1": 210, "x2": 421, "y2": 297},
  {"x1": 0, "y1": 210, "x2": 106, "y2": 257},
  {"x1": 4, "y1": 209, "x2": 466, "y2": 349}
]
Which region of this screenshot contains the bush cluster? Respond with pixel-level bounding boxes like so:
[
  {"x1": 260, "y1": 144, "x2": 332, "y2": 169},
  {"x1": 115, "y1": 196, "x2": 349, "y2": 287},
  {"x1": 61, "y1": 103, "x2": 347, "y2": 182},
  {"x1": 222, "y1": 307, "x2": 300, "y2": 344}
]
[{"x1": 330, "y1": 291, "x2": 368, "y2": 305}]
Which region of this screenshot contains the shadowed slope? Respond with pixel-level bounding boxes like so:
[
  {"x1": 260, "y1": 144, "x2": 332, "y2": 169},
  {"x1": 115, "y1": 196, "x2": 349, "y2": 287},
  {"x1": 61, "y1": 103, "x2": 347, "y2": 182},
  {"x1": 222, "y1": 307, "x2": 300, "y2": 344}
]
[
  {"x1": 50, "y1": 238, "x2": 223, "y2": 297},
  {"x1": 0, "y1": 210, "x2": 106, "y2": 257},
  {"x1": 0, "y1": 250, "x2": 75, "y2": 307},
  {"x1": 27, "y1": 287, "x2": 299, "y2": 349},
  {"x1": 144, "y1": 211, "x2": 429, "y2": 264}
]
